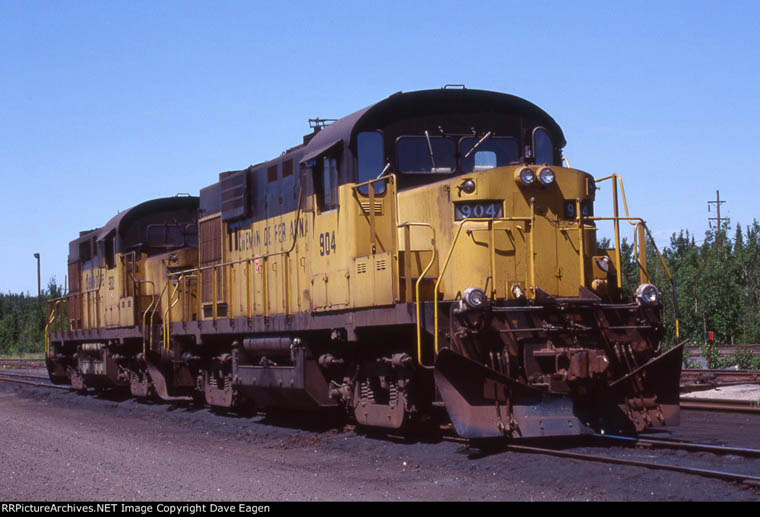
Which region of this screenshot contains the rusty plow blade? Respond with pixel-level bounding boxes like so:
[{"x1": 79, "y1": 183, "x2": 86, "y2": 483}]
[
  {"x1": 434, "y1": 349, "x2": 591, "y2": 439},
  {"x1": 610, "y1": 341, "x2": 686, "y2": 428}
]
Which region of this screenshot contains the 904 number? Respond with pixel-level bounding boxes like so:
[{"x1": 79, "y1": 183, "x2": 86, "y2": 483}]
[
  {"x1": 454, "y1": 201, "x2": 503, "y2": 221},
  {"x1": 320, "y1": 231, "x2": 336, "y2": 256}
]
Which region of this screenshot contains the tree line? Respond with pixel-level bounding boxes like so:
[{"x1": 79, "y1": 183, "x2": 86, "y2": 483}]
[{"x1": 0, "y1": 280, "x2": 63, "y2": 357}]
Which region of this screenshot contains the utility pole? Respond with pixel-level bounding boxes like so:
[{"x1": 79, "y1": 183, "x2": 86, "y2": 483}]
[
  {"x1": 33, "y1": 253, "x2": 41, "y2": 297},
  {"x1": 708, "y1": 190, "x2": 729, "y2": 231}
]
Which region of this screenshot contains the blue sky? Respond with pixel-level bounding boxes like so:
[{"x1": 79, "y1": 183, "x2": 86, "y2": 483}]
[{"x1": 1, "y1": 1, "x2": 759, "y2": 293}]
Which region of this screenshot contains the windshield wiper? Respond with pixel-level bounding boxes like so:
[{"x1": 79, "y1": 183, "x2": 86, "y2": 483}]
[
  {"x1": 464, "y1": 131, "x2": 493, "y2": 159},
  {"x1": 424, "y1": 130, "x2": 437, "y2": 170},
  {"x1": 375, "y1": 162, "x2": 391, "y2": 180}
]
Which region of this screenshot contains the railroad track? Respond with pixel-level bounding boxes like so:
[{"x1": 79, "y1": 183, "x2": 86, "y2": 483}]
[
  {"x1": 0, "y1": 372, "x2": 71, "y2": 391},
  {"x1": 3, "y1": 371, "x2": 759, "y2": 489},
  {"x1": 681, "y1": 397, "x2": 760, "y2": 414},
  {"x1": 681, "y1": 369, "x2": 760, "y2": 389},
  {"x1": 503, "y1": 440, "x2": 760, "y2": 488},
  {"x1": 443, "y1": 430, "x2": 760, "y2": 488}
]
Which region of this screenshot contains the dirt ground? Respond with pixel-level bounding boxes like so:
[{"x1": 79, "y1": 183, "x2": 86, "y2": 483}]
[{"x1": 0, "y1": 380, "x2": 759, "y2": 502}]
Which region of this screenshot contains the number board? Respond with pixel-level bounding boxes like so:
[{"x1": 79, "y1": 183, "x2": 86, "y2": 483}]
[{"x1": 454, "y1": 201, "x2": 504, "y2": 221}]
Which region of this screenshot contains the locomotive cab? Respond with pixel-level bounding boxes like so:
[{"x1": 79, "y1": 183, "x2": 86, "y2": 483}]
[{"x1": 343, "y1": 89, "x2": 682, "y2": 437}]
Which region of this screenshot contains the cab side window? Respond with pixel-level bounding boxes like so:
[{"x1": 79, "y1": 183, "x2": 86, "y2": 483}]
[
  {"x1": 357, "y1": 131, "x2": 385, "y2": 195},
  {"x1": 533, "y1": 127, "x2": 554, "y2": 165},
  {"x1": 315, "y1": 155, "x2": 339, "y2": 211}
]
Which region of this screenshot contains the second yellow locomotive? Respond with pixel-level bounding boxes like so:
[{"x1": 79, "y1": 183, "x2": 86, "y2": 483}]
[{"x1": 47, "y1": 88, "x2": 683, "y2": 438}]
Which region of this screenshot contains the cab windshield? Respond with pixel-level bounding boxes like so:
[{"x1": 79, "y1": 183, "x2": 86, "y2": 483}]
[
  {"x1": 460, "y1": 136, "x2": 518, "y2": 172},
  {"x1": 395, "y1": 135, "x2": 518, "y2": 174},
  {"x1": 396, "y1": 136, "x2": 456, "y2": 173}
]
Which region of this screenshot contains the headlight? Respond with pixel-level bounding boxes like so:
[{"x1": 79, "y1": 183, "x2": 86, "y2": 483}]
[
  {"x1": 462, "y1": 287, "x2": 489, "y2": 309},
  {"x1": 516, "y1": 168, "x2": 536, "y2": 186},
  {"x1": 538, "y1": 167, "x2": 555, "y2": 185},
  {"x1": 635, "y1": 283, "x2": 660, "y2": 305}
]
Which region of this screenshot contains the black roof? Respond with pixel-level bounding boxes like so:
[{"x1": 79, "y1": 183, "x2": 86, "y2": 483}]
[
  {"x1": 299, "y1": 88, "x2": 566, "y2": 163},
  {"x1": 69, "y1": 196, "x2": 199, "y2": 262}
]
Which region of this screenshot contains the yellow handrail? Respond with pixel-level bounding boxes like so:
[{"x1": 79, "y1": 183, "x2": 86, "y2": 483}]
[
  {"x1": 433, "y1": 216, "x2": 532, "y2": 356},
  {"x1": 162, "y1": 274, "x2": 197, "y2": 350},
  {"x1": 44, "y1": 300, "x2": 62, "y2": 357},
  {"x1": 398, "y1": 222, "x2": 437, "y2": 367},
  {"x1": 139, "y1": 281, "x2": 157, "y2": 357},
  {"x1": 592, "y1": 172, "x2": 681, "y2": 339},
  {"x1": 148, "y1": 278, "x2": 172, "y2": 352}
]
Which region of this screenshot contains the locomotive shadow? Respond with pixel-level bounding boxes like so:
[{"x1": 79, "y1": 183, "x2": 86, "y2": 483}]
[
  {"x1": 73, "y1": 387, "x2": 133, "y2": 403},
  {"x1": 465, "y1": 435, "x2": 597, "y2": 460},
  {"x1": 352, "y1": 419, "x2": 452, "y2": 446},
  {"x1": 252, "y1": 407, "x2": 349, "y2": 433}
]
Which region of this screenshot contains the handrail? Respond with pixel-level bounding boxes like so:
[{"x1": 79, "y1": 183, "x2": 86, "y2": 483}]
[
  {"x1": 44, "y1": 300, "x2": 62, "y2": 357},
  {"x1": 141, "y1": 282, "x2": 158, "y2": 357},
  {"x1": 433, "y1": 216, "x2": 533, "y2": 356},
  {"x1": 398, "y1": 222, "x2": 437, "y2": 367},
  {"x1": 148, "y1": 278, "x2": 172, "y2": 352},
  {"x1": 162, "y1": 274, "x2": 197, "y2": 350},
  {"x1": 593, "y1": 172, "x2": 681, "y2": 340}
]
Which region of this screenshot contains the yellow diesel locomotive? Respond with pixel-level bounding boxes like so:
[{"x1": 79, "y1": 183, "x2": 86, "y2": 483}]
[{"x1": 46, "y1": 88, "x2": 683, "y2": 438}]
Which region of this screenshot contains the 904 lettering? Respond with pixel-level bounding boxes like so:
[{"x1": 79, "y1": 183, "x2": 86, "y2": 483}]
[
  {"x1": 319, "y1": 231, "x2": 336, "y2": 256},
  {"x1": 454, "y1": 201, "x2": 504, "y2": 221}
]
